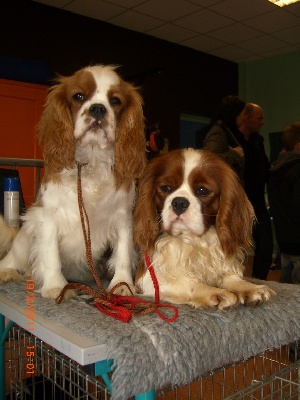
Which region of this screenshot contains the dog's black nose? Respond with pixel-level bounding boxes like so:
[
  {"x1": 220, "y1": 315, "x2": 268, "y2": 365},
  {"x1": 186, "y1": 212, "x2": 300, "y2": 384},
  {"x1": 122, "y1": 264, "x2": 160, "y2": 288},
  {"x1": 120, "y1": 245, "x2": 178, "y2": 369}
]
[
  {"x1": 89, "y1": 104, "x2": 106, "y2": 119},
  {"x1": 171, "y1": 197, "x2": 190, "y2": 216}
]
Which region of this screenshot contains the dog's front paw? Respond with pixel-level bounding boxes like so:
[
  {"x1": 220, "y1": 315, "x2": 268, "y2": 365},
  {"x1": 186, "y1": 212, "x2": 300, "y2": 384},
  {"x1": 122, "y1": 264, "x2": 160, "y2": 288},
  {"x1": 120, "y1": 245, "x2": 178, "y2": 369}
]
[
  {"x1": 193, "y1": 289, "x2": 240, "y2": 311},
  {"x1": 0, "y1": 268, "x2": 23, "y2": 283},
  {"x1": 42, "y1": 287, "x2": 77, "y2": 300},
  {"x1": 210, "y1": 290, "x2": 241, "y2": 311},
  {"x1": 107, "y1": 280, "x2": 136, "y2": 296},
  {"x1": 241, "y1": 285, "x2": 276, "y2": 307}
]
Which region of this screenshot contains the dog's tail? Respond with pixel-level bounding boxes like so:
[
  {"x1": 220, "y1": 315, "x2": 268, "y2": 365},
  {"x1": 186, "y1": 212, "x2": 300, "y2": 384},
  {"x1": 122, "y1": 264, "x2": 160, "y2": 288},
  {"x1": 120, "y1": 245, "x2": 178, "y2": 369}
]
[{"x1": 0, "y1": 214, "x2": 18, "y2": 259}]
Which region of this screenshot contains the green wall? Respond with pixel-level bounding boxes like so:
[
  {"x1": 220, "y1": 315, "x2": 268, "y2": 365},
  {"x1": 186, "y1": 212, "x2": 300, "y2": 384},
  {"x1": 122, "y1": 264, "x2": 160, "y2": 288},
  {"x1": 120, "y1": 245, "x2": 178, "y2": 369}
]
[{"x1": 239, "y1": 51, "x2": 300, "y2": 159}]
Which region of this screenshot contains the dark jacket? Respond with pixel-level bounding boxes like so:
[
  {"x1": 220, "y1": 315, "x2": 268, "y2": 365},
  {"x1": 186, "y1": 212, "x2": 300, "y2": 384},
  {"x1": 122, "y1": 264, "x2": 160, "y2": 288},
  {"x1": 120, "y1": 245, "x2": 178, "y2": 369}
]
[
  {"x1": 268, "y1": 151, "x2": 300, "y2": 256},
  {"x1": 202, "y1": 121, "x2": 244, "y2": 182},
  {"x1": 234, "y1": 131, "x2": 270, "y2": 213}
]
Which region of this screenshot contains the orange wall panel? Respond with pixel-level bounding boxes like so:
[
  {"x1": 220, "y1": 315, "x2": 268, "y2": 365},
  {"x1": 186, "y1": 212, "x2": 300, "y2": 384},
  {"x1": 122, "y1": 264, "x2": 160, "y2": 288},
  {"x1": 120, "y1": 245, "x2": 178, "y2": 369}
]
[{"x1": 0, "y1": 79, "x2": 48, "y2": 207}]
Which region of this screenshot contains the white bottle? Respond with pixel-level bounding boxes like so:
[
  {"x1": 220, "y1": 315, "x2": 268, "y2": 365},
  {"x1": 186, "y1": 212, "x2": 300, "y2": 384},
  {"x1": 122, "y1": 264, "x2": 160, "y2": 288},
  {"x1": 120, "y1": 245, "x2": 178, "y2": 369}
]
[{"x1": 4, "y1": 177, "x2": 20, "y2": 229}]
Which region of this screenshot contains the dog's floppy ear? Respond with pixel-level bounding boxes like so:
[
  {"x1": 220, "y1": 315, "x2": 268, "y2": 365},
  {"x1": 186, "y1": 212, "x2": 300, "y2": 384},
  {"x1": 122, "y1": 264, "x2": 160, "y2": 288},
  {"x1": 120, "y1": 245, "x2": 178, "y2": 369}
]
[
  {"x1": 216, "y1": 165, "x2": 255, "y2": 258},
  {"x1": 39, "y1": 77, "x2": 75, "y2": 180},
  {"x1": 114, "y1": 81, "x2": 146, "y2": 188},
  {"x1": 133, "y1": 165, "x2": 161, "y2": 255}
]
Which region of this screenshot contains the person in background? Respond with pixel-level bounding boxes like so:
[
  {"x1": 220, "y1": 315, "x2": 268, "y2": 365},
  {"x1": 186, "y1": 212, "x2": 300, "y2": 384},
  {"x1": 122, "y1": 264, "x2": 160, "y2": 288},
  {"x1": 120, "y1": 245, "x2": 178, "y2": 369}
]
[
  {"x1": 234, "y1": 103, "x2": 273, "y2": 280},
  {"x1": 268, "y1": 122, "x2": 300, "y2": 283},
  {"x1": 197, "y1": 95, "x2": 245, "y2": 183},
  {"x1": 270, "y1": 249, "x2": 281, "y2": 270}
]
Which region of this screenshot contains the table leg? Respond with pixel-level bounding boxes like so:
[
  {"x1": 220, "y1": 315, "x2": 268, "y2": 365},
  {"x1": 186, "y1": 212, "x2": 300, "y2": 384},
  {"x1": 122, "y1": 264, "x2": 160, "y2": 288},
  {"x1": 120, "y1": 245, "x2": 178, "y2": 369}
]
[
  {"x1": 0, "y1": 315, "x2": 14, "y2": 400},
  {"x1": 94, "y1": 359, "x2": 156, "y2": 399}
]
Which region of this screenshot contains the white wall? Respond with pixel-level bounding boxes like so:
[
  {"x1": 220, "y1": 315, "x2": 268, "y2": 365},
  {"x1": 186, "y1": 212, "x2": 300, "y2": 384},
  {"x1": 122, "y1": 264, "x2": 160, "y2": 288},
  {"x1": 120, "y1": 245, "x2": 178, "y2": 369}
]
[{"x1": 239, "y1": 51, "x2": 300, "y2": 158}]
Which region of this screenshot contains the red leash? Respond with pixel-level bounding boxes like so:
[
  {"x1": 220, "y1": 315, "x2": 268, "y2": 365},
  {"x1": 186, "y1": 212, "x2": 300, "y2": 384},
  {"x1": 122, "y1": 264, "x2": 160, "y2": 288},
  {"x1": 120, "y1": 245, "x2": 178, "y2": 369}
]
[
  {"x1": 93, "y1": 253, "x2": 179, "y2": 322},
  {"x1": 95, "y1": 256, "x2": 179, "y2": 322},
  {"x1": 144, "y1": 252, "x2": 160, "y2": 304},
  {"x1": 56, "y1": 254, "x2": 178, "y2": 323},
  {"x1": 56, "y1": 163, "x2": 178, "y2": 323}
]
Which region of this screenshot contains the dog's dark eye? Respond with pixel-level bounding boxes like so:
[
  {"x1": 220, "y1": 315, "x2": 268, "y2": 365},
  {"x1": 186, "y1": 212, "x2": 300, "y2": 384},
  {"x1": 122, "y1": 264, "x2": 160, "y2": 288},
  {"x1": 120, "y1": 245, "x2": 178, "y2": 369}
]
[
  {"x1": 196, "y1": 186, "x2": 210, "y2": 197},
  {"x1": 110, "y1": 97, "x2": 121, "y2": 105},
  {"x1": 160, "y1": 185, "x2": 172, "y2": 194},
  {"x1": 73, "y1": 93, "x2": 86, "y2": 103}
]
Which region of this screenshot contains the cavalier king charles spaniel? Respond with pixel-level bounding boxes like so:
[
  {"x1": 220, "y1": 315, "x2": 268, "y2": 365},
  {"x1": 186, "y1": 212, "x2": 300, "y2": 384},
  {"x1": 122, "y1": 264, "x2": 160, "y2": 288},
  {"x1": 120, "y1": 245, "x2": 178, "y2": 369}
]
[
  {"x1": 134, "y1": 148, "x2": 275, "y2": 311},
  {"x1": 0, "y1": 65, "x2": 146, "y2": 299}
]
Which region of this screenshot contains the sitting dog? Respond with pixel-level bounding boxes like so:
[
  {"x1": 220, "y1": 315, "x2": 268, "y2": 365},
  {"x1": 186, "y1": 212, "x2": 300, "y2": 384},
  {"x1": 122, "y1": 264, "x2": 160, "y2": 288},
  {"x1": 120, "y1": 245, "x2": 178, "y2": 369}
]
[
  {"x1": 134, "y1": 148, "x2": 275, "y2": 310},
  {"x1": 0, "y1": 65, "x2": 146, "y2": 299}
]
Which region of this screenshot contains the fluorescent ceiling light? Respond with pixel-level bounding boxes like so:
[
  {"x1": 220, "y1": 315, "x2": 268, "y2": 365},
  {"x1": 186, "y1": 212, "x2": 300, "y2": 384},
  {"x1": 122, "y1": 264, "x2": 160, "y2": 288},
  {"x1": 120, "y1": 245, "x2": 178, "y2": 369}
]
[{"x1": 268, "y1": 0, "x2": 300, "y2": 6}]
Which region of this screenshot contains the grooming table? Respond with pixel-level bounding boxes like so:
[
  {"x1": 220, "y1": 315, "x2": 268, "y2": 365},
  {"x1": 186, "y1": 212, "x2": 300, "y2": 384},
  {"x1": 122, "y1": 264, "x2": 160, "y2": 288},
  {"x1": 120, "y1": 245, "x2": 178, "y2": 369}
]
[{"x1": 1, "y1": 280, "x2": 300, "y2": 399}]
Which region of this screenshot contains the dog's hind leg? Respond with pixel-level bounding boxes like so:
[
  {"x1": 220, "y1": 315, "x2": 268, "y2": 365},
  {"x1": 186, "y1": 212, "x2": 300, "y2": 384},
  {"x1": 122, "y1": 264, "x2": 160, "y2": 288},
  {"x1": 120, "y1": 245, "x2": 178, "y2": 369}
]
[
  {"x1": 0, "y1": 229, "x2": 29, "y2": 282},
  {"x1": 0, "y1": 215, "x2": 18, "y2": 259}
]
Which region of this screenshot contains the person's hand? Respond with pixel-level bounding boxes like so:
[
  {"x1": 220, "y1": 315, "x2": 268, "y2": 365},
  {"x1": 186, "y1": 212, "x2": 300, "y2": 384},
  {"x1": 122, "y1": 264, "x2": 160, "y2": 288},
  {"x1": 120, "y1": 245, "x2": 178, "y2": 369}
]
[{"x1": 230, "y1": 146, "x2": 244, "y2": 158}]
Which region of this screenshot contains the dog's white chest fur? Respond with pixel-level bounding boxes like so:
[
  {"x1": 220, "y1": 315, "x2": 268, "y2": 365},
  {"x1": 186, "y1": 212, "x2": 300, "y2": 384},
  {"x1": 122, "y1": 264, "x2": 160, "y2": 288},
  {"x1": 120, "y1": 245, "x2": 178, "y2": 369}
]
[{"x1": 138, "y1": 228, "x2": 242, "y2": 296}]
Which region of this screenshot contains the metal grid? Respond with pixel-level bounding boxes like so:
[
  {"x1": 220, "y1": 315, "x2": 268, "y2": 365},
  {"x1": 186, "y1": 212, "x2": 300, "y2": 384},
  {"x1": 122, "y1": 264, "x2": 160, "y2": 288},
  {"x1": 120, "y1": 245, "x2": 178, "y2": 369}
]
[
  {"x1": 6, "y1": 325, "x2": 111, "y2": 399},
  {"x1": 156, "y1": 342, "x2": 300, "y2": 400},
  {"x1": 226, "y1": 362, "x2": 300, "y2": 399},
  {"x1": 5, "y1": 324, "x2": 300, "y2": 400}
]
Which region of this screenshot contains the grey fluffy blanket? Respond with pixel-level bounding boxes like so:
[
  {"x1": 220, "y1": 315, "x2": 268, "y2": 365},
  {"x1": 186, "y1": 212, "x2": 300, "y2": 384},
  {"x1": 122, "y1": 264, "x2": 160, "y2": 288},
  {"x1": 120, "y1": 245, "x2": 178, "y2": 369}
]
[{"x1": 1, "y1": 280, "x2": 300, "y2": 399}]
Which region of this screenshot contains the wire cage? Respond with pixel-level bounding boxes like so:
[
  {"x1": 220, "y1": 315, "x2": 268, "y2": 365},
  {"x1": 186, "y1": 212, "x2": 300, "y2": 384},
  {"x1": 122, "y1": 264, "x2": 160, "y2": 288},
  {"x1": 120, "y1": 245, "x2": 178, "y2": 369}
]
[
  {"x1": 5, "y1": 324, "x2": 300, "y2": 400},
  {"x1": 155, "y1": 344, "x2": 300, "y2": 400},
  {"x1": 6, "y1": 325, "x2": 110, "y2": 400}
]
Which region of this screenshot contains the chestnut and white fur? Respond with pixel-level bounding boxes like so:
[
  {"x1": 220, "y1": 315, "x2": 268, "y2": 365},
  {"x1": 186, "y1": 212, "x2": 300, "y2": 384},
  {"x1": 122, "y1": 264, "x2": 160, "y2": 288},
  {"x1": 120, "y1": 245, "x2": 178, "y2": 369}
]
[
  {"x1": 134, "y1": 148, "x2": 275, "y2": 311},
  {"x1": 0, "y1": 65, "x2": 146, "y2": 299}
]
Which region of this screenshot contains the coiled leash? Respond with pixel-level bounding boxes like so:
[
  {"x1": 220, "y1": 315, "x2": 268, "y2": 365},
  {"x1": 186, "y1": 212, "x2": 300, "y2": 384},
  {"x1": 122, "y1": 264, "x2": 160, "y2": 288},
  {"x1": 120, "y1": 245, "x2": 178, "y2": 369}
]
[{"x1": 56, "y1": 163, "x2": 178, "y2": 323}]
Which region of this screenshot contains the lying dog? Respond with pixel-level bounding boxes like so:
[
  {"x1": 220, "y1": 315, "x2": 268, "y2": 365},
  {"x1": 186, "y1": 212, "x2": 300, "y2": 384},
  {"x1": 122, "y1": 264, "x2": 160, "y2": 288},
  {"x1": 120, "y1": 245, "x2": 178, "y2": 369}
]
[
  {"x1": 134, "y1": 148, "x2": 275, "y2": 310},
  {"x1": 0, "y1": 65, "x2": 146, "y2": 299}
]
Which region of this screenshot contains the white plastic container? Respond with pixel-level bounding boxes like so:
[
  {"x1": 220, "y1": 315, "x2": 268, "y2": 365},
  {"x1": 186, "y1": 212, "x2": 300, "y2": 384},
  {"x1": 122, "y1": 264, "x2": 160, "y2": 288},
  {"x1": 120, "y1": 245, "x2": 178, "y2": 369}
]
[{"x1": 4, "y1": 177, "x2": 20, "y2": 229}]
